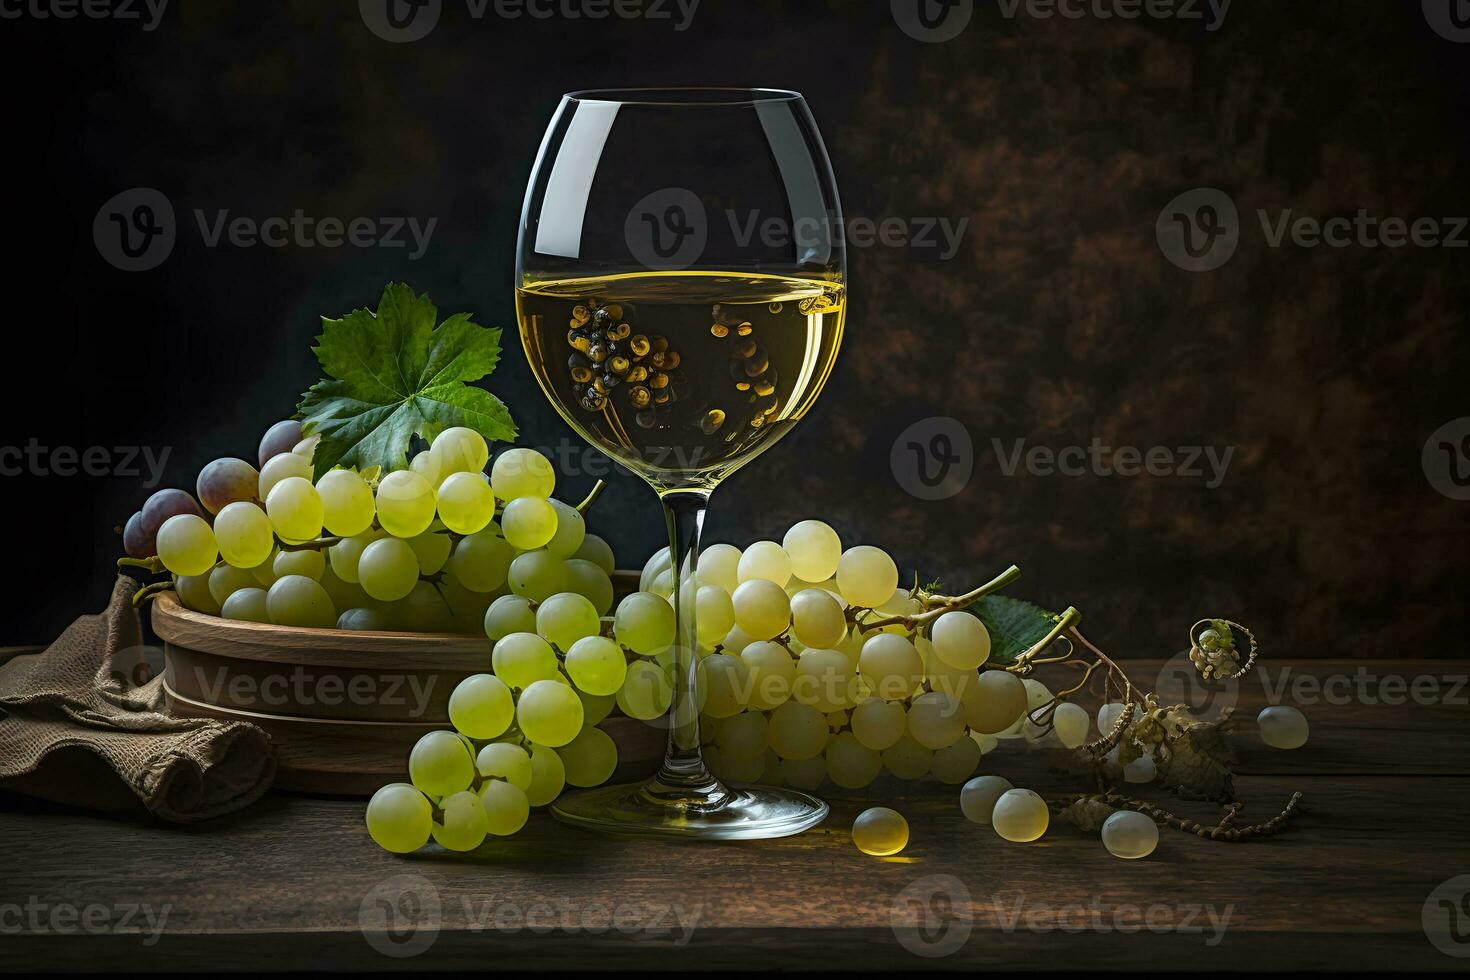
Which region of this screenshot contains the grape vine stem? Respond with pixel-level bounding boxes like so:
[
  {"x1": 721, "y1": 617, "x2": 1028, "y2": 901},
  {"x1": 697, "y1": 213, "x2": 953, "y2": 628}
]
[{"x1": 857, "y1": 564, "x2": 1022, "y2": 634}]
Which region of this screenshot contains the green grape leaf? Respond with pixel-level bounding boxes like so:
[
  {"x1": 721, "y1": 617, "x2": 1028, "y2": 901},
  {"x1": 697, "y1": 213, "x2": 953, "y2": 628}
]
[
  {"x1": 966, "y1": 594, "x2": 1064, "y2": 667},
  {"x1": 296, "y1": 283, "x2": 516, "y2": 478}
]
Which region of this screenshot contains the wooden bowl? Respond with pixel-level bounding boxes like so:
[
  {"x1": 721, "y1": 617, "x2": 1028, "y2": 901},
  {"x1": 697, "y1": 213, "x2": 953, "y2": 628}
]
[{"x1": 152, "y1": 572, "x2": 662, "y2": 796}]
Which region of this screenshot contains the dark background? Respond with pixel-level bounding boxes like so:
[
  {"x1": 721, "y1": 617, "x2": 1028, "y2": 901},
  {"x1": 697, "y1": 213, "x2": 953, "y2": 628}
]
[{"x1": 1, "y1": 0, "x2": 1466, "y2": 657}]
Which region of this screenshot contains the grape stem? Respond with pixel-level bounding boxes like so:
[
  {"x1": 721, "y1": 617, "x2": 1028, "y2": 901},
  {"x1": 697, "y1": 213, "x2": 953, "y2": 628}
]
[
  {"x1": 575, "y1": 479, "x2": 608, "y2": 515},
  {"x1": 117, "y1": 556, "x2": 167, "y2": 575},
  {"x1": 857, "y1": 564, "x2": 1022, "y2": 634}
]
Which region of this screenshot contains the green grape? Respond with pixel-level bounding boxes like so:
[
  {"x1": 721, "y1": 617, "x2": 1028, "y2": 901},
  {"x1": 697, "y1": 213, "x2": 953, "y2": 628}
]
[
  {"x1": 1101, "y1": 810, "x2": 1159, "y2": 859},
  {"x1": 490, "y1": 447, "x2": 555, "y2": 500},
  {"x1": 1097, "y1": 701, "x2": 1127, "y2": 735},
  {"x1": 556, "y1": 726, "x2": 618, "y2": 787},
  {"x1": 768, "y1": 702, "x2": 828, "y2": 760},
  {"x1": 929, "y1": 611, "x2": 991, "y2": 670},
  {"x1": 544, "y1": 498, "x2": 586, "y2": 558},
  {"x1": 357, "y1": 538, "x2": 420, "y2": 602},
  {"x1": 293, "y1": 434, "x2": 320, "y2": 460},
  {"x1": 695, "y1": 585, "x2": 735, "y2": 644},
  {"x1": 613, "y1": 592, "x2": 676, "y2": 654},
  {"x1": 448, "y1": 673, "x2": 515, "y2": 739},
  {"x1": 409, "y1": 449, "x2": 442, "y2": 487},
  {"x1": 376, "y1": 470, "x2": 437, "y2": 538},
  {"x1": 907, "y1": 691, "x2": 967, "y2": 750},
  {"x1": 852, "y1": 806, "x2": 908, "y2": 856},
  {"x1": 408, "y1": 730, "x2": 474, "y2": 796},
  {"x1": 475, "y1": 742, "x2": 533, "y2": 790},
  {"x1": 572, "y1": 533, "x2": 616, "y2": 574},
  {"x1": 502, "y1": 496, "x2": 558, "y2": 550},
  {"x1": 213, "y1": 501, "x2": 274, "y2": 569},
  {"x1": 789, "y1": 588, "x2": 846, "y2": 649},
  {"x1": 858, "y1": 633, "x2": 923, "y2": 702},
  {"x1": 535, "y1": 592, "x2": 601, "y2": 651},
  {"x1": 720, "y1": 624, "x2": 756, "y2": 656},
  {"x1": 208, "y1": 563, "x2": 259, "y2": 606},
  {"x1": 315, "y1": 469, "x2": 375, "y2": 537},
  {"x1": 881, "y1": 735, "x2": 933, "y2": 780},
  {"x1": 616, "y1": 659, "x2": 672, "y2": 721},
  {"x1": 575, "y1": 686, "x2": 616, "y2": 725},
  {"x1": 792, "y1": 648, "x2": 855, "y2": 713},
  {"x1": 337, "y1": 606, "x2": 395, "y2": 631},
  {"x1": 173, "y1": 573, "x2": 219, "y2": 615},
  {"x1": 508, "y1": 550, "x2": 571, "y2": 602},
  {"x1": 739, "y1": 640, "x2": 796, "y2": 710},
  {"x1": 221, "y1": 586, "x2": 270, "y2": 623},
  {"x1": 430, "y1": 789, "x2": 489, "y2": 852},
  {"x1": 157, "y1": 514, "x2": 218, "y2": 576},
  {"x1": 921, "y1": 636, "x2": 979, "y2": 702},
  {"x1": 250, "y1": 548, "x2": 280, "y2": 588},
  {"x1": 962, "y1": 670, "x2": 1028, "y2": 735},
  {"x1": 1258, "y1": 705, "x2": 1310, "y2": 750},
  {"x1": 478, "y1": 779, "x2": 530, "y2": 836},
  {"x1": 992, "y1": 788, "x2": 1049, "y2": 843},
  {"x1": 1053, "y1": 702, "x2": 1091, "y2": 749},
  {"x1": 564, "y1": 636, "x2": 627, "y2": 696},
  {"x1": 257, "y1": 450, "x2": 311, "y2": 501},
  {"x1": 485, "y1": 594, "x2": 537, "y2": 640},
  {"x1": 433, "y1": 426, "x2": 490, "y2": 475},
  {"x1": 319, "y1": 564, "x2": 369, "y2": 611},
  {"x1": 639, "y1": 546, "x2": 672, "y2": 591},
  {"x1": 850, "y1": 698, "x2": 906, "y2": 751},
  {"x1": 959, "y1": 774, "x2": 1013, "y2": 825},
  {"x1": 491, "y1": 632, "x2": 559, "y2": 689},
  {"x1": 737, "y1": 540, "x2": 792, "y2": 588},
  {"x1": 265, "y1": 575, "x2": 337, "y2": 628},
  {"x1": 731, "y1": 579, "x2": 791, "y2": 640},
  {"x1": 525, "y1": 744, "x2": 566, "y2": 806},
  {"x1": 836, "y1": 545, "x2": 899, "y2": 609},
  {"x1": 781, "y1": 755, "x2": 827, "y2": 791},
  {"x1": 697, "y1": 543, "x2": 741, "y2": 594},
  {"x1": 436, "y1": 471, "x2": 495, "y2": 535},
  {"x1": 450, "y1": 526, "x2": 514, "y2": 593},
  {"x1": 273, "y1": 548, "x2": 326, "y2": 581},
  {"x1": 516, "y1": 679, "x2": 584, "y2": 747},
  {"x1": 407, "y1": 524, "x2": 452, "y2": 575},
  {"x1": 365, "y1": 782, "x2": 433, "y2": 854},
  {"x1": 699, "y1": 653, "x2": 748, "y2": 718},
  {"x1": 265, "y1": 477, "x2": 323, "y2": 542},
  {"x1": 707, "y1": 744, "x2": 764, "y2": 784},
  {"x1": 931, "y1": 733, "x2": 982, "y2": 784},
  {"x1": 327, "y1": 529, "x2": 383, "y2": 584},
  {"x1": 716, "y1": 710, "x2": 769, "y2": 759},
  {"x1": 826, "y1": 731, "x2": 882, "y2": 789},
  {"x1": 782, "y1": 519, "x2": 842, "y2": 583},
  {"x1": 564, "y1": 558, "x2": 614, "y2": 616}
]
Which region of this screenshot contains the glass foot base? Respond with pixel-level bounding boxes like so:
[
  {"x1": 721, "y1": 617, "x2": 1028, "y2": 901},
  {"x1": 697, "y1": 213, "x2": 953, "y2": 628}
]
[{"x1": 551, "y1": 779, "x2": 829, "y2": 840}]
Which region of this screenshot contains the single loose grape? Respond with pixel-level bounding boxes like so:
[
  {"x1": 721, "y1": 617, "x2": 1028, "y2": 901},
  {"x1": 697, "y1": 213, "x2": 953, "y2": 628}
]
[
  {"x1": 738, "y1": 540, "x2": 793, "y2": 588},
  {"x1": 220, "y1": 586, "x2": 270, "y2": 623},
  {"x1": 197, "y1": 458, "x2": 260, "y2": 515},
  {"x1": 572, "y1": 533, "x2": 616, "y2": 574},
  {"x1": 536, "y1": 592, "x2": 601, "y2": 651},
  {"x1": 478, "y1": 779, "x2": 530, "y2": 836},
  {"x1": 516, "y1": 679, "x2": 584, "y2": 747},
  {"x1": 565, "y1": 636, "x2": 627, "y2": 696},
  {"x1": 544, "y1": 498, "x2": 586, "y2": 557},
  {"x1": 962, "y1": 670, "x2": 1028, "y2": 735},
  {"x1": 357, "y1": 537, "x2": 420, "y2": 602},
  {"x1": 992, "y1": 788, "x2": 1049, "y2": 842},
  {"x1": 213, "y1": 501, "x2": 273, "y2": 569},
  {"x1": 851, "y1": 698, "x2": 907, "y2": 751},
  {"x1": 376, "y1": 470, "x2": 437, "y2": 538},
  {"x1": 782, "y1": 519, "x2": 842, "y2": 582},
  {"x1": 557, "y1": 726, "x2": 618, "y2": 787},
  {"x1": 959, "y1": 775, "x2": 1014, "y2": 824},
  {"x1": 315, "y1": 469, "x2": 375, "y2": 537},
  {"x1": 365, "y1": 782, "x2": 433, "y2": 854},
  {"x1": 266, "y1": 574, "x2": 337, "y2": 628},
  {"x1": 476, "y1": 742, "x2": 533, "y2": 791},
  {"x1": 408, "y1": 730, "x2": 475, "y2": 797},
  {"x1": 258, "y1": 450, "x2": 311, "y2": 501},
  {"x1": 790, "y1": 588, "x2": 847, "y2": 649},
  {"x1": 858, "y1": 633, "x2": 923, "y2": 702},
  {"x1": 1257, "y1": 705, "x2": 1309, "y2": 749},
  {"x1": 432, "y1": 426, "x2": 490, "y2": 475},
  {"x1": 616, "y1": 659, "x2": 672, "y2": 721},
  {"x1": 835, "y1": 545, "x2": 899, "y2": 609},
  {"x1": 1101, "y1": 810, "x2": 1160, "y2": 859},
  {"x1": 852, "y1": 806, "x2": 908, "y2": 856},
  {"x1": 931, "y1": 735, "x2": 982, "y2": 784},
  {"x1": 1098, "y1": 701, "x2": 1128, "y2": 735},
  {"x1": 273, "y1": 548, "x2": 326, "y2": 580},
  {"x1": 768, "y1": 702, "x2": 828, "y2": 760},
  {"x1": 436, "y1": 471, "x2": 496, "y2": 535},
  {"x1": 739, "y1": 640, "x2": 797, "y2": 710},
  {"x1": 907, "y1": 691, "x2": 967, "y2": 749},
  {"x1": 929, "y1": 611, "x2": 991, "y2": 670},
  {"x1": 525, "y1": 744, "x2": 567, "y2": 806},
  {"x1": 826, "y1": 731, "x2": 882, "y2": 789},
  {"x1": 614, "y1": 592, "x2": 676, "y2": 655},
  {"x1": 448, "y1": 673, "x2": 514, "y2": 739},
  {"x1": 731, "y1": 579, "x2": 791, "y2": 640},
  {"x1": 156, "y1": 514, "x2": 218, "y2": 576},
  {"x1": 491, "y1": 632, "x2": 559, "y2": 689},
  {"x1": 431, "y1": 789, "x2": 489, "y2": 852},
  {"x1": 485, "y1": 594, "x2": 537, "y2": 640},
  {"x1": 491, "y1": 447, "x2": 555, "y2": 500}
]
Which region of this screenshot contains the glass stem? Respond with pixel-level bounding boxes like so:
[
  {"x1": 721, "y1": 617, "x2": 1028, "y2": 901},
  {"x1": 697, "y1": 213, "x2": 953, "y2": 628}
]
[{"x1": 651, "y1": 488, "x2": 722, "y2": 796}]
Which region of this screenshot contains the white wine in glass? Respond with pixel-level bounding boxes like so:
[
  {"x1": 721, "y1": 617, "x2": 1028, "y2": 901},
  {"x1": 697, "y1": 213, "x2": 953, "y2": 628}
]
[{"x1": 516, "y1": 88, "x2": 845, "y2": 838}]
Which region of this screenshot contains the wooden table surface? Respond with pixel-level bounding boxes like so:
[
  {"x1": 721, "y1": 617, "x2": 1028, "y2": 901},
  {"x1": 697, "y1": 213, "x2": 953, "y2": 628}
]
[{"x1": 3, "y1": 656, "x2": 1469, "y2": 971}]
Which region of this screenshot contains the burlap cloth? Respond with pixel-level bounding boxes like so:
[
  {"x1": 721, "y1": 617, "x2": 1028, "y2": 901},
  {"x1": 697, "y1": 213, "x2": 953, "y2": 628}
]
[{"x1": 0, "y1": 575, "x2": 275, "y2": 822}]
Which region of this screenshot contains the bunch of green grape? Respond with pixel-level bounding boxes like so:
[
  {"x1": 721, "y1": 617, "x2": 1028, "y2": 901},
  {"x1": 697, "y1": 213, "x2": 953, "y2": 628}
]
[{"x1": 125, "y1": 419, "x2": 616, "y2": 636}]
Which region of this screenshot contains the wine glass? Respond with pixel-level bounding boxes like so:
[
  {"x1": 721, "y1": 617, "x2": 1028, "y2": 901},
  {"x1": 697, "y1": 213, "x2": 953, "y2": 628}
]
[{"x1": 516, "y1": 88, "x2": 845, "y2": 839}]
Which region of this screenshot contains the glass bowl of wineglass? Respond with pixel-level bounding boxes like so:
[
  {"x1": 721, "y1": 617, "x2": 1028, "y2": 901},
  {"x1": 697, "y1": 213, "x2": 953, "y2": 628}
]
[{"x1": 516, "y1": 88, "x2": 845, "y2": 839}]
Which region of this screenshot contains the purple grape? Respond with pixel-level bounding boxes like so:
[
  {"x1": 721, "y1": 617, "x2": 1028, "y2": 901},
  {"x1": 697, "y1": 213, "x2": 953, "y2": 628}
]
[
  {"x1": 197, "y1": 457, "x2": 260, "y2": 514},
  {"x1": 140, "y1": 488, "x2": 203, "y2": 539},
  {"x1": 122, "y1": 511, "x2": 152, "y2": 558},
  {"x1": 257, "y1": 420, "x2": 303, "y2": 466}
]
